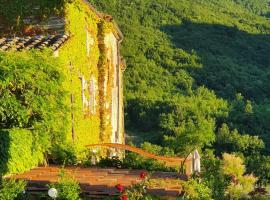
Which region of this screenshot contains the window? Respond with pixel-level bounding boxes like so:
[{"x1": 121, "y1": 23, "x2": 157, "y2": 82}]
[
  {"x1": 86, "y1": 30, "x2": 94, "y2": 56},
  {"x1": 80, "y1": 75, "x2": 97, "y2": 116},
  {"x1": 88, "y1": 75, "x2": 96, "y2": 114}
]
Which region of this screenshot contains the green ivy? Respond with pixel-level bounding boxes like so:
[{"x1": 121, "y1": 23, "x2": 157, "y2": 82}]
[
  {"x1": 97, "y1": 20, "x2": 107, "y2": 142},
  {"x1": 59, "y1": 1, "x2": 102, "y2": 148},
  {"x1": 0, "y1": 50, "x2": 68, "y2": 174},
  {"x1": 0, "y1": 129, "x2": 43, "y2": 175}
]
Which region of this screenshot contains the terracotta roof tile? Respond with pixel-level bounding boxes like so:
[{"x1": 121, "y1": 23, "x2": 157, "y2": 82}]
[{"x1": 0, "y1": 34, "x2": 69, "y2": 52}]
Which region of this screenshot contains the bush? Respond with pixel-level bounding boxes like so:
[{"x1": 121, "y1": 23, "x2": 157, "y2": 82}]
[
  {"x1": 0, "y1": 129, "x2": 43, "y2": 175},
  {"x1": 115, "y1": 172, "x2": 160, "y2": 200},
  {"x1": 202, "y1": 152, "x2": 261, "y2": 200},
  {"x1": 98, "y1": 157, "x2": 123, "y2": 168},
  {"x1": 0, "y1": 50, "x2": 68, "y2": 159},
  {"x1": 122, "y1": 152, "x2": 177, "y2": 172},
  {"x1": 50, "y1": 144, "x2": 78, "y2": 165},
  {"x1": 222, "y1": 153, "x2": 246, "y2": 178},
  {"x1": 222, "y1": 153, "x2": 257, "y2": 200},
  {"x1": 180, "y1": 178, "x2": 213, "y2": 200},
  {"x1": 201, "y1": 151, "x2": 229, "y2": 200},
  {"x1": 141, "y1": 142, "x2": 175, "y2": 156},
  {"x1": 50, "y1": 143, "x2": 97, "y2": 166},
  {"x1": 0, "y1": 179, "x2": 26, "y2": 200},
  {"x1": 50, "y1": 171, "x2": 81, "y2": 200},
  {"x1": 97, "y1": 151, "x2": 176, "y2": 172},
  {"x1": 97, "y1": 153, "x2": 176, "y2": 172},
  {"x1": 250, "y1": 195, "x2": 270, "y2": 200}
]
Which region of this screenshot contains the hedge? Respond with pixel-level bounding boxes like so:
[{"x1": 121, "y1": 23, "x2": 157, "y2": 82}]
[{"x1": 0, "y1": 129, "x2": 43, "y2": 176}]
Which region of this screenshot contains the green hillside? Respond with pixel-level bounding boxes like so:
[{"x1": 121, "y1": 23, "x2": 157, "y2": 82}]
[
  {"x1": 0, "y1": 1, "x2": 270, "y2": 199},
  {"x1": 89, "y1": 0, "x2": 270, "y2": 182},
  {"x1": 233, "y1": 0, "x2": 270, "y2": 16}
]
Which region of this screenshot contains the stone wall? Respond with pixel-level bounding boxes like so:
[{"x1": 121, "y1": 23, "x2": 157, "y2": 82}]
[{"x1": 104, "y1": 32, "x2": 120, "y2": 144}]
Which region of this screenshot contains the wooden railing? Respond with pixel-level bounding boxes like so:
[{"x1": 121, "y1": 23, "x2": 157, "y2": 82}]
[{"x1": 86, "y1": 143, "x2": 194, "y2": 175}]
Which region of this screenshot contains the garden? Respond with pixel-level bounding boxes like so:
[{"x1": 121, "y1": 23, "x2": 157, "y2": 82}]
[
  {"x1": 1, "y1": 149, "x2": 270, "y2": 199},
  {"x1": 1, "y1": 0, "x2": 270, "y2": 199}
]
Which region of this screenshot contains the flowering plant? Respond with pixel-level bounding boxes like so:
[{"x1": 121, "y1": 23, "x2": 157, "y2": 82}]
[
  {"x1": 116, "y1": 184, "x2": 125, "y2": 193},
  {"x1": 116, "y1": 171, "x2": 151, "y2": 200},
  {"x1": 140, "y1": 171, "x2": 147, "y2": 179},
  {"x1": 121, "y1": 193, "x2": 128, "y2": 200}
]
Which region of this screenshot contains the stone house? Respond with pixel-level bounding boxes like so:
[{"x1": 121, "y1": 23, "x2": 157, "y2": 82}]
[{"x1": 0, "y1": 0, "x2": 126, "y2": 147}]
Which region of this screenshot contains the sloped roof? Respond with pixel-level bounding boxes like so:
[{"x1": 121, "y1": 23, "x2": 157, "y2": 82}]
[
  {"x1": 0, "y1": 34, "x2": 69, "y2": 52},
  {"x1": 0, "y1": 0, "x2": 123, "y2": 41},
  {"x1": 0, "y1": 1, "x2": 123, "y2": 50}
]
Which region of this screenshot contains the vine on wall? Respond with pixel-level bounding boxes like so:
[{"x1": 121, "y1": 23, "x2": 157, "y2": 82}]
[
  {"x1": 0, "y1": 0, "x2": 118, "y2": 160},
  {"x1": 97, "y1": 20, "x2": 107, "y2": 142},
  {"x1": 97, "y1": 19, "x2": 116, "y2": 143},
  {"x1": 58, "y1": 0, "x2": 101, "y2": 148}
]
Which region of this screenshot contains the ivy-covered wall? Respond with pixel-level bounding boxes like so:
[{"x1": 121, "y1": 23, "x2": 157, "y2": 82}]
[
  {"x1": 59, "y1": 0, "x2": 125, "y2": 148},
  {"x1": 0, "y1": 0, "x2": 125, "y2": 166},
  {"x1": 59, "y1": 1, "x2": 101, "y2": 147}
]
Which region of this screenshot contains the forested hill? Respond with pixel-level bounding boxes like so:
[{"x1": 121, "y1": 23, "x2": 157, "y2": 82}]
[
  {"x1": 232, "y1": 0, "x2": 270, "y2": 16},
  {"x1": 89, "y1": 0, "x2": 270, "y2": 158}
]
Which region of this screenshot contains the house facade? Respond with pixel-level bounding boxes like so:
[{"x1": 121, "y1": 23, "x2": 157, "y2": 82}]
[{"x1": 0, "y1": 0, "x2": 125, "y2": 147}]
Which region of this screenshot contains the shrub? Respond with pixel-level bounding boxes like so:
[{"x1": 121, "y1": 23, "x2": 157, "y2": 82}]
[
  {"x1": 98, "y1": 157, "x2": 123, "y2": 168},
  {"x1": 122, "y1": 152, "x2": 177, "y2": 172},
  {"x1": 225, "y1": 174, "x2": 257, "y2": 200},
  {"x1": 97, "y1": 152, "x2": 176, "y2": 172},
  {"x1": 202, "y1": 152, "x2": 260, "y2": 200},
  {"x1": 222, "y1": 153, "x2": 245, "y2": 178},
  {"x1": 50, "y1": 144, "x2": 78, "y2": 165},
  {"x1": 180, "y1": 178, "x2": 213, "y2": 200},
  {"x1": 249, "y1": 188, "x2": 270, "y2": 200},
  {"x1": 50, "y1": 171, "x2": 81, "y2": 200},
  {"x1": 201, "y1": 151, "x2": 229, "y2": 200},
  {"x1": 0, "y1": 129, "x2": 43, "y2": 175},
  {"x1": 115, "y1": 172, "x2": 160, "y2": 200},
  {"x1": 0, "y1": 50, "x2": 68, "y2": 159},
  {"x1": 222, "y1": 153, "x2": 257, "y2": 200},
  {"x1": 250, "y1": 195, "x2": 270, "y2": 200},
  {"x1": 0, "y1": 179, "x2": 26, "y2": 200},
  {"x1": 141, "y1": 142, "x2": 175, "y2": 156},
  {"x1": 50, "y1": 143, "x2": 97, "y2": 166}
]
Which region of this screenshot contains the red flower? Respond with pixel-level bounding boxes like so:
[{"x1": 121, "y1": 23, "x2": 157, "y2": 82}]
[
  {"x1": 116, "y1": 184, "x2": 125, "y2": 192},
  {"x1": 140, "y1": 171, "x2": 147, "y2": 179},
  {"x1": 230, "y1": 174, "x2": 238, "y2": 185},
  {"x1": 121, "y1": 194, "x2": 128, "y2": 200}
]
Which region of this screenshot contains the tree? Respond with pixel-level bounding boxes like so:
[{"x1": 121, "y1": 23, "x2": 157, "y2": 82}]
[
  {"x1": 0, "y1": 50, "x2": 68, "y2": 151},
  {"x1": 215, "y1": 123, "x2": 264, "y2": 156}
]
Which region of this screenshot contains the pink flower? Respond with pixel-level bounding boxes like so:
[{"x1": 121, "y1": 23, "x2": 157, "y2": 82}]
[
  {"x1": 116, "y1": 184, "x2": 125, "y2": 192},
  {"x1": 140, "y1": 171, "x2": 147, "y2": 179},
  {"x1": 121, "y1": 194, "x2": 128, "y2": 200}
]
